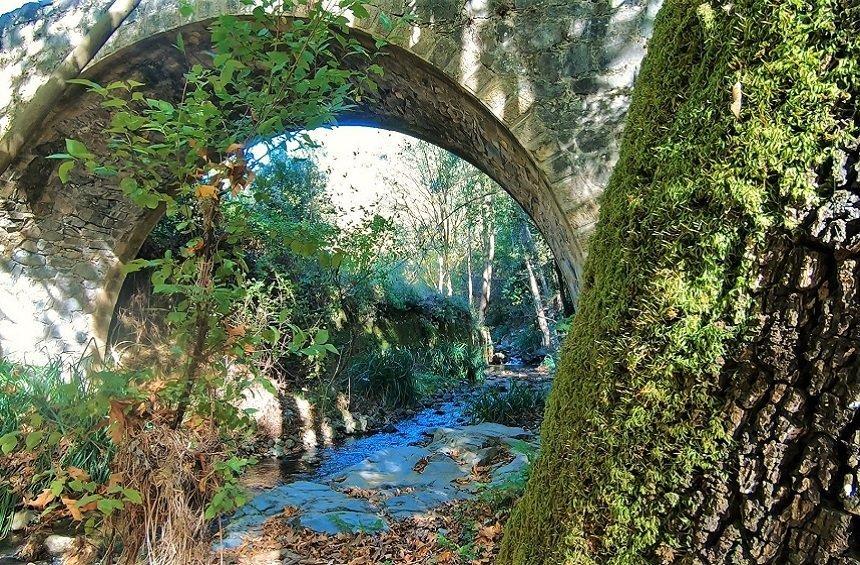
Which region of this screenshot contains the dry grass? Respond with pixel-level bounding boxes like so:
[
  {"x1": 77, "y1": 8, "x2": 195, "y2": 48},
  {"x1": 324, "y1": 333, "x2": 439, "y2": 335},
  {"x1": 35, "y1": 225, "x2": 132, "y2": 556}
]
[
  {"x1": 107, "y1": 424, "x2": 227, "y2": 565},
  {"x1": 109, "y1": 286, "x2": 180, "y2": 376}
]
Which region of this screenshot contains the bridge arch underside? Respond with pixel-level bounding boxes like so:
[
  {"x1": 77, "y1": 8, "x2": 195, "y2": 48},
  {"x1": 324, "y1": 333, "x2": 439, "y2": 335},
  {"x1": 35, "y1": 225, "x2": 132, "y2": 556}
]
[{"x1": 0, "y1": 20, "x2": 583, "y2": 364}]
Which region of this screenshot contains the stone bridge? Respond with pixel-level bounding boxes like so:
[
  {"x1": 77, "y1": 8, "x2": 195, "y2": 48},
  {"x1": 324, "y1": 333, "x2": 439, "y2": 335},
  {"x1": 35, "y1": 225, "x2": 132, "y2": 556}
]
[{"x1": 0, "y1": 0, "x2": 659, "y2": 362}]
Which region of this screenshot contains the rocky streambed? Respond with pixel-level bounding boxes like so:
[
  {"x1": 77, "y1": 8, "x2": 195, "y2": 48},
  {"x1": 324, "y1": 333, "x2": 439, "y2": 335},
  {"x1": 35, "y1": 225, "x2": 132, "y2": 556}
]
[
  {"x1": 219, "y1": 422, "x2": 536, "y2": 550},
  {"x1": 2, "y1": 370, "x2": 547, "y2": 563}
]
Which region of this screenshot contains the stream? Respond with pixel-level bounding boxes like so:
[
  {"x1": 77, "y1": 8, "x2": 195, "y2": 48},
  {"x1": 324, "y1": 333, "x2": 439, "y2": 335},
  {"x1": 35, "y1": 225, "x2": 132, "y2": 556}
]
[
  {"x1": 242, "y1": 364, "x2": 544, "y2": 490},
  {"x1": 1, "y1": 366, "x2": 547, "y2": 563},
  {"x1": 247, "y1": 398, "x2": 470, "y2": 491}
]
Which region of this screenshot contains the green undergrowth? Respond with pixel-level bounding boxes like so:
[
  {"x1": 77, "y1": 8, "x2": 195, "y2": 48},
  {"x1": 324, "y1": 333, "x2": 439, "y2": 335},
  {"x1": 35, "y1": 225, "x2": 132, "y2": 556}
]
[
  {"x1": 499, "y1": 0, "x2": 859, "y2": 563},
  {"x1": 465, "y1": 380, "x2": 548, "y2": 427},
  {"x1": 348, "y1": 341, "x2": 485, "y2": 408},
  {"x1": 0, "y1": 361, "x2": 115, "y2": 537}
]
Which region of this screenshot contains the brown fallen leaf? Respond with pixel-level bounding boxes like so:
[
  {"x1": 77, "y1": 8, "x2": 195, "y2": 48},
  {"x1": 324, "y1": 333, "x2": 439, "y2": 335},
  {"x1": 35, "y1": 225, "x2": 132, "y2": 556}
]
[
  {"x1": 62, "y1": 497, "x2": 83, "y2": 521},
  {"x1": 66, "y1": 466, "x2": 89, "y2": 482},
  {"x1": 108, "y1": 400, "x2": 132, "y2": 444},
  {"x1": 412, "y1": 455, "x2": 430, "y2": 474},
  {"x1": 24, "y1": 488, "x2": 55, "y2": 509},
  {"x1": 730, "y1": 80, "x2": 742, "y2": 118}
]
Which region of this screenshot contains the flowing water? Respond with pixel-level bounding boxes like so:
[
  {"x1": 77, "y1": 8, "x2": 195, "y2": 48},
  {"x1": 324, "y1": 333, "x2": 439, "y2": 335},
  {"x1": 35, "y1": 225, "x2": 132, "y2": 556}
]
[{"x1": 244, "y1": 398, "x2": 472, "y2": 491}]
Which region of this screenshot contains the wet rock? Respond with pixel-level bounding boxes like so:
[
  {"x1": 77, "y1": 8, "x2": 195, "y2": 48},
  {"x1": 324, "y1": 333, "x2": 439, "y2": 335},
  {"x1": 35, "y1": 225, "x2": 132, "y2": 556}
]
[
  {"x1": 475, "y1": 445, "x2": 503, "y2": 467},
  {"x1": 220, "y1": 422, "x2": 538, "y2": 548}
]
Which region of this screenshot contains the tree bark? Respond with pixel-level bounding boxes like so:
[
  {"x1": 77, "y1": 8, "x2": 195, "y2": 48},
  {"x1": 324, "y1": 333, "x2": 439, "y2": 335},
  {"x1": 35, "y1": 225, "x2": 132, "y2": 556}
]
[
  {"x1": 684, "y1": 189, "x2": 860, "y2": 562},
  {"x1": 499, "y1": 1, "x2": 859, "y2": 562}
]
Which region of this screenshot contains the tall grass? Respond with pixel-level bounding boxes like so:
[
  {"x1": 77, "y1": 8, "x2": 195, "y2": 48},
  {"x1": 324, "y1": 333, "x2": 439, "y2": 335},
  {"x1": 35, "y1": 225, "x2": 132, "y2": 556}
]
[
  {"x1": 465, "y1": 380, "x2": 547, "y2": 427},
  {"x1": 0, "y1": 361, "x2": 115, "y2": 536},
  {"x1": 350, "y1": 342, "x2": 486, "y2": 408}
]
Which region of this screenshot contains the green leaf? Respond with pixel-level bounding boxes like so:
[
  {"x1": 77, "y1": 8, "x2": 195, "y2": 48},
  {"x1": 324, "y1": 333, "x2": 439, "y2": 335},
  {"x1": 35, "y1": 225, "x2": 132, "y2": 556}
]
[
  {"x1": 259, "y1": 377, "x2": 277, "y2": 395},
  {"x1": 65, "y1": 139, "x2": 91, "y2": 159},
  {"x1": 314, "y1": 329, "x2": 329, "y2": 345},
  {"x1": 101, "y1": 98, "x2": 127, "y2": 109},
  {"x1": 123, "y1": 489, "x2": 143, "y2": 504},
  {"x1": 0, "y1": 432, "x2": 18, "y2": 454},
  {"x1": 120, "y1": 177, "x2": 138, "y2": 193},
  {"x1": 175, "y1": 32, "x2": 186, "y2": 54},
  {"x1": 97, "y1": 498, "x2": 123, "y2": 515},
  {"x1": 50, "y1": 479, "x2": 64, "y2": 497},
  {"x1": 58, "y1": 160, "x2": 74, "y2": 183},
  {"x1": 121, "y1": 258, "x2": 150, "y2": 275},
  {"x1": 96, "y1": 498, "x2": 113, "y2": 515},
  {"x1": 379, "y1": 12, "x2": 392, "y2": 31},
  {"x1": 351, "y1": 2, "x2": 370, "y2": 18},
  {"x1": 25, "y1": 430, "x2": 45, "y2": 450},
  {"x1": 66, "y1": 78, "x2": 104, "y2": 92},
  {"x1": 179, "y1": 0, "x2": 194, "y2": 17}
]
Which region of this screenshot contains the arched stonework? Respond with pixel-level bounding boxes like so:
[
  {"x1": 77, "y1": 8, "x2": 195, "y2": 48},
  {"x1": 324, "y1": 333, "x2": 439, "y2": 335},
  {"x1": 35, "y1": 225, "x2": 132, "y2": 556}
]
[{"x1": 0, "y1": 0, "x2": 659, "y2": 361}]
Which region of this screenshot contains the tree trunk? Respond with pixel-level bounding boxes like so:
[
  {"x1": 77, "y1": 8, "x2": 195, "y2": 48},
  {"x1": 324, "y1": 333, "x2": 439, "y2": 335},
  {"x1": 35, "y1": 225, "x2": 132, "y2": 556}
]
[
  {"x1": 444, "y1": 255, "x2": 453, "y2": 297},
  {"x1": 685, "y1": 200, "x2": 860, "y2": 563},
  {"x1": 467, "y1": 228, "x2": 474, "y2": 308},
  {"x1": 437, "y1": 254, "x2": 445, "y2": 294},
  {"x1": 0, "y1": 0, "x2": 143, "y2": 174},
  {"x1": 477, "y1": 213, "x2": 495, "y2": 325},
  {"x1": 537, "y1": 268, "x2": 551, "y2": 305},
  {"x1": 524, "y1": 254, "x2": 551, "y2": 349},
  {"x1": 499, "y1": 1, "x2": 859, "y2": 563}
]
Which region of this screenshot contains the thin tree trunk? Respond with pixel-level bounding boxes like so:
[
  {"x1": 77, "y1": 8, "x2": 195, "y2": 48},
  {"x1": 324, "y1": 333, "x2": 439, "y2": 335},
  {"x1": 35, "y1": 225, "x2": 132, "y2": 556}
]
[
  {"x1": 172, "y1": 198, "x2": 218, "y2": 429},
  {"x1": 525, "y1": 254, "x2": 552, "y2": 349},
  {"x1": 0, "y1": 0, "x2": 143, "y2": 174},
  {"x1": 477, "y1": 216, "x2": 494, "y2": 325},
  {"x1": 467, "y1": 226, "x2": 474, "y2": 308},
  {"x1": 437, "y1": 254, "x2": 445, "y2": 294},
  {"x1": 537, "y1": 267, "x2": 551, "y2": 303},
  {"x1": 445, "y1": 259, "x2": 453, "y2": 297}
]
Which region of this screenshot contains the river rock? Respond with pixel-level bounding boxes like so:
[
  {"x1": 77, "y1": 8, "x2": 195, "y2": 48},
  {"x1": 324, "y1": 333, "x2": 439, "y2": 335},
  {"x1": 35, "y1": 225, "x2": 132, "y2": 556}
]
[
  {"x1": 219, "y1": 421, "x2": 538, "y2": 548},
  {"x1": 224, "y1": 480, "x2": 385, "y2": 542},
  {"x1": 10, "y1": 510, "x2": 34, "y2": 531},
  {"x1": 44, "y1": 534, "x2": 74, "y2": 556}
]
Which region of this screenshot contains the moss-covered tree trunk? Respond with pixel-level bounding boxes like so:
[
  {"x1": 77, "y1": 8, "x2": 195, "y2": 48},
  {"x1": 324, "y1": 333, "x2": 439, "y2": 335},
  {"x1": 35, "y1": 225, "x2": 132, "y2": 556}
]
[{"x1": 500, "y1": 0, "x2": 859, "y2": 562}]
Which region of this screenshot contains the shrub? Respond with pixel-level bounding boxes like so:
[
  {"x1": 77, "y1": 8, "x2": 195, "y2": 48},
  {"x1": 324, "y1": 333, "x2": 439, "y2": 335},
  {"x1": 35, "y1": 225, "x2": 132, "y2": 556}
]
[
  {"x1": 465, "y1": 380, "x2": 547, "y2": 427},
  {"x1": 0, "y1": 361, "x2": 119, "y2": 539},
  {"x1": 0, "y1": 361, "x2": 115, "y2": 484}
]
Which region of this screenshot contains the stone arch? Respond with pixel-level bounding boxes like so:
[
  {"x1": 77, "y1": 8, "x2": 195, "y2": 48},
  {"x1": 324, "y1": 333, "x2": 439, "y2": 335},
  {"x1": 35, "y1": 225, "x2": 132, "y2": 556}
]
[{"x1": 0, "y1": 0, "x2": 658, "y2": 362}]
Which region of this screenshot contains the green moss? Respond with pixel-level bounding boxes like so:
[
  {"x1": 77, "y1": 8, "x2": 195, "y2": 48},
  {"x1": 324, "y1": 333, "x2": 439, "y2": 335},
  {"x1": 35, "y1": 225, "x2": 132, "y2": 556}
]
[{"x1": 499, "y1": 0, "x2": 859, "y2": 562}]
